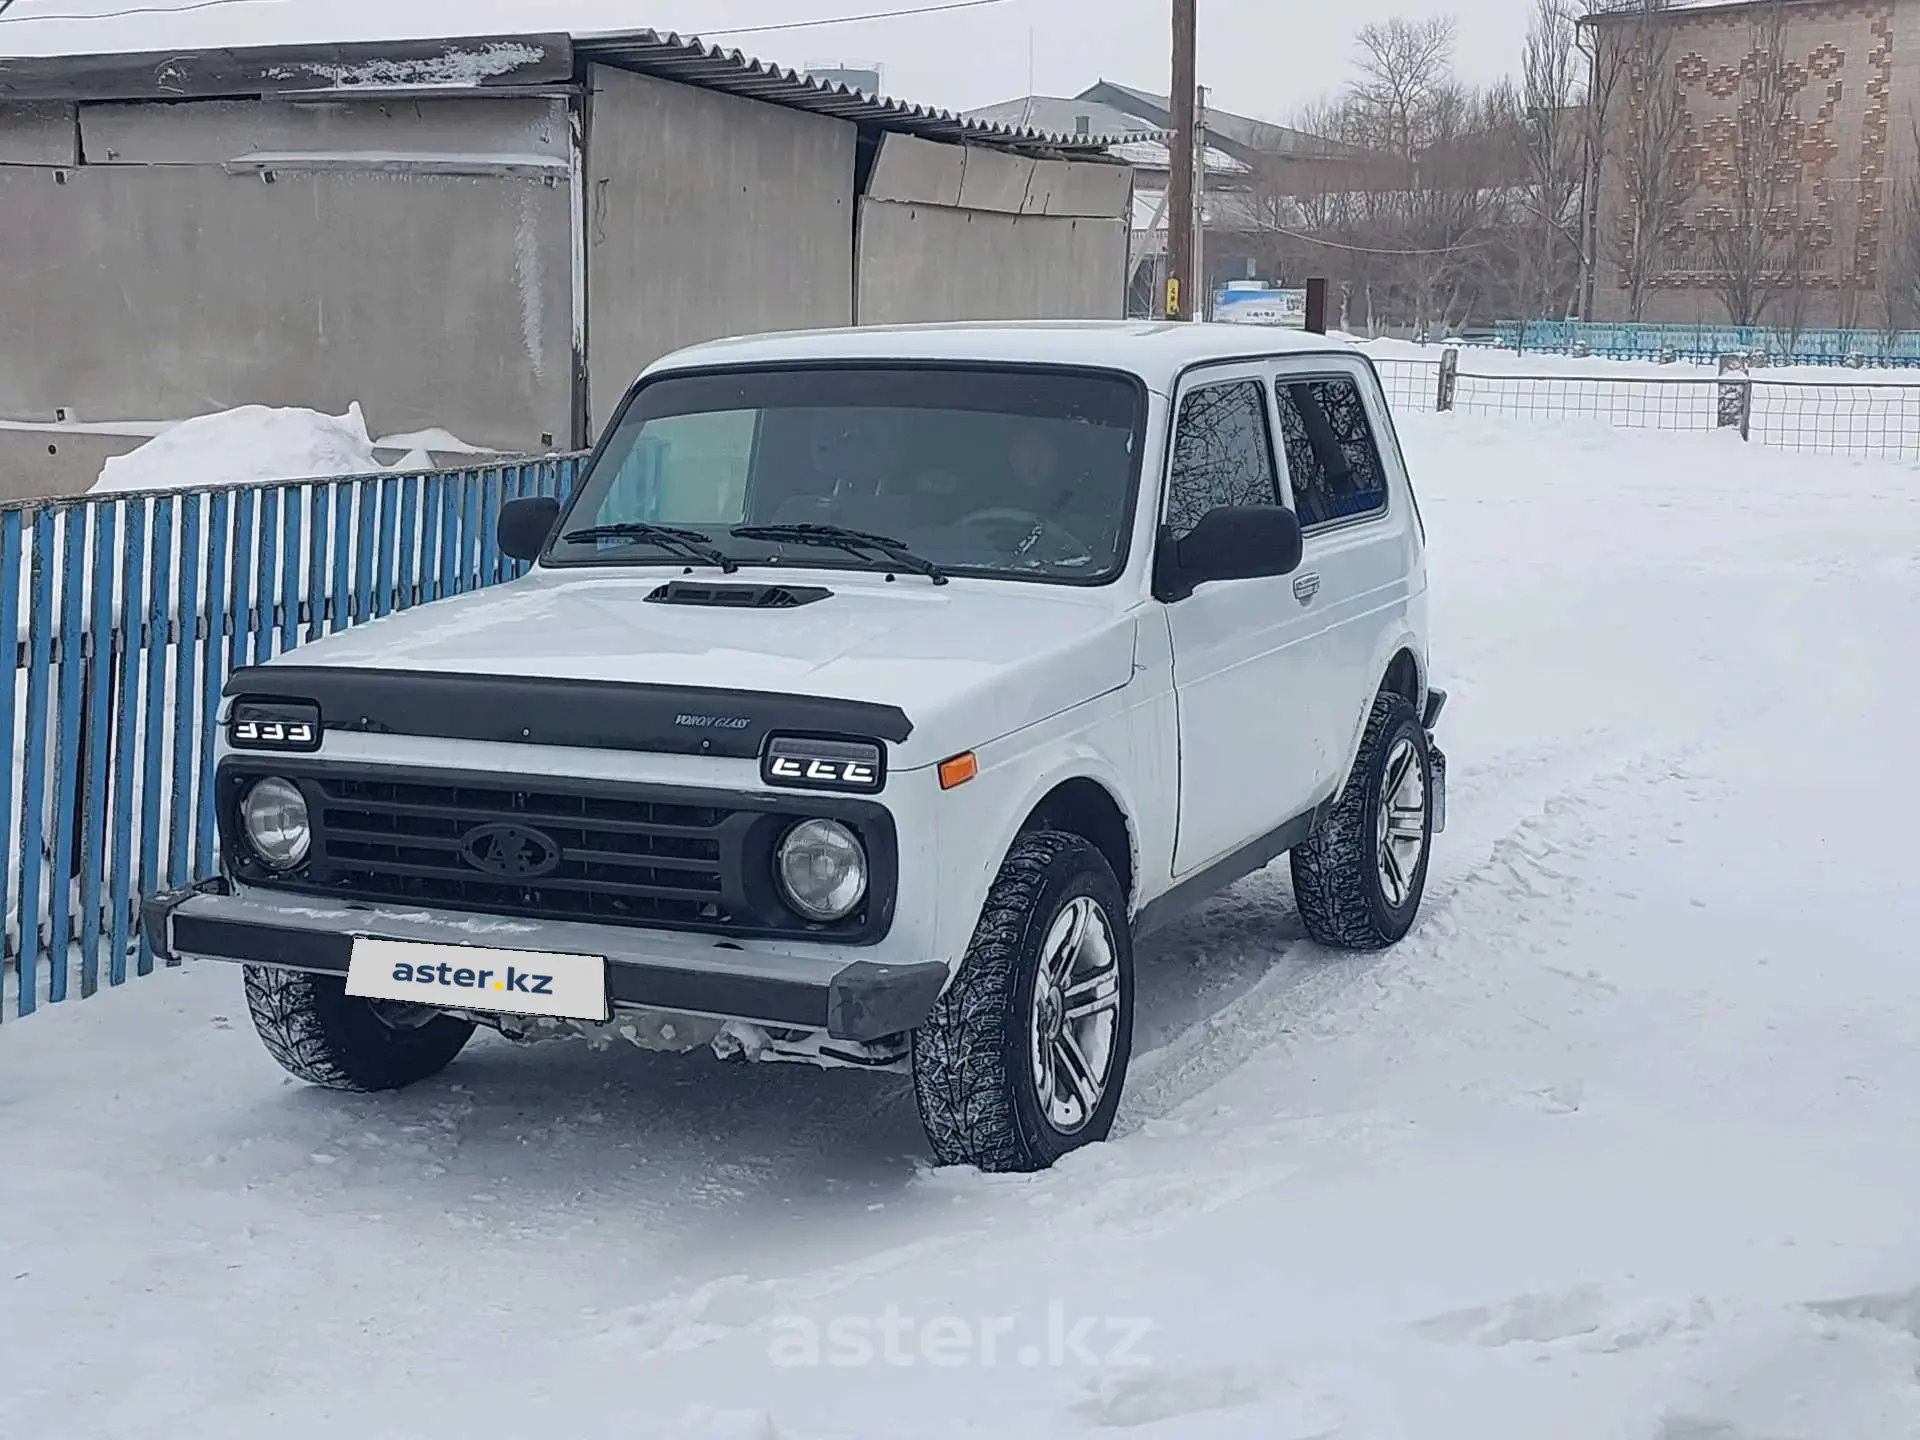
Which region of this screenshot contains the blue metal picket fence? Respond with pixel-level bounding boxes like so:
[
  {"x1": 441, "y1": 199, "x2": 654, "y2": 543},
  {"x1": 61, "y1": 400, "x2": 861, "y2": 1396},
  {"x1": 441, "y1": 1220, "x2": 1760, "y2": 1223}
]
[
  {"x1": 1484, "y1": 319, "x2": 1920, "y2": 367},
  {"x1": 0, "y1": 454, "x2": 586, "y2": 1021}
]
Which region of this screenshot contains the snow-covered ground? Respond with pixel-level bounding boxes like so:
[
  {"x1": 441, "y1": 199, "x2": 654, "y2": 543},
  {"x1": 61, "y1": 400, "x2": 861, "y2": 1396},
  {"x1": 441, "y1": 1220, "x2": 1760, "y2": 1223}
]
[{"x1": 4, "y1": 409, "x2": 1920, "y2": 1439}]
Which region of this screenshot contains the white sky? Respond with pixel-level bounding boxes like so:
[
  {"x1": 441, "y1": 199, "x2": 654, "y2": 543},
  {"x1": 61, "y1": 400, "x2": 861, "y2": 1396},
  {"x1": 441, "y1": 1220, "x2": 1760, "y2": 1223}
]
[{"x1": 0, "y1": 0, "x2": 1534, "y2": 126}]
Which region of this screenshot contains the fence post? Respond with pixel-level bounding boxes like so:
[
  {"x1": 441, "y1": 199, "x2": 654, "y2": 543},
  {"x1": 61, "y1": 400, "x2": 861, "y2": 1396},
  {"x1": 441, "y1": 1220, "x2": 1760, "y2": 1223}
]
[
  {"x1": 1436, "y1": 346, "x2": 1458, "y2": 412},
  {"x1": 1303, "y1": 277, "x2": 1328, "y2": 335},
  {"x1": 1716, "y1": 354, "x2": 1752, "y2": 440}
]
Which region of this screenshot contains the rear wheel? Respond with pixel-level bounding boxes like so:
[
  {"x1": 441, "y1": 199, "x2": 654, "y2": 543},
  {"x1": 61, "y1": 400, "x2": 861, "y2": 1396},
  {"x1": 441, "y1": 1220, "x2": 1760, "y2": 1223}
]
[
  {"x1": 1290, "y1": 692, "x2": 1434, "y2": 950},
  {"x1": 243, "y1": 965, "x2": 475, "y2": 1092},
  {"x1": 912, "y1": 832, "x2": 1134, "y2": 1173}
]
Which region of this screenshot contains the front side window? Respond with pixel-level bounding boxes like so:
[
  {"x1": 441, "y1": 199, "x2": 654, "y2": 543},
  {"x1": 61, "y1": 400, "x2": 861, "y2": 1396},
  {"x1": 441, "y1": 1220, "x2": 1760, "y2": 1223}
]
[
  {"x1": 1274, "y1": 376, "x2": 1390, "y2": 529},
  {"x1": 550, "y1": 366, "x2": 1145, "y2": 584},
  {"x1": 1163, "y1": 379, "x2": 1282, "y2": 540}
]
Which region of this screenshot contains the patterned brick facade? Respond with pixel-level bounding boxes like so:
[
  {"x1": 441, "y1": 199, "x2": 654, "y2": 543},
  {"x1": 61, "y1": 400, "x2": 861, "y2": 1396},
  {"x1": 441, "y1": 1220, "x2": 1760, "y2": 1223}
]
[{"x1": 1592, "y1": 0, "x2": 1914, "y2": 324}]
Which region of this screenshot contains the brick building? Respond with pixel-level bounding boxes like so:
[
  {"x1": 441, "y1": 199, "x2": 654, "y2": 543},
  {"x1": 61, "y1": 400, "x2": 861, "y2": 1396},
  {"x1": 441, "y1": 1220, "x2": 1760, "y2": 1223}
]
[{"x1": 1586, "y1": 0, "x2": 1913, "y2": 326}]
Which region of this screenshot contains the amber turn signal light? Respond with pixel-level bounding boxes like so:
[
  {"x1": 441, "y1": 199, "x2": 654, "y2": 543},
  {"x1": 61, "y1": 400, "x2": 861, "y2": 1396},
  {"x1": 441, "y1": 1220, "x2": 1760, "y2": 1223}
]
[{"x1": 938, "y1": 752, "x2": 978, "y2": 790}]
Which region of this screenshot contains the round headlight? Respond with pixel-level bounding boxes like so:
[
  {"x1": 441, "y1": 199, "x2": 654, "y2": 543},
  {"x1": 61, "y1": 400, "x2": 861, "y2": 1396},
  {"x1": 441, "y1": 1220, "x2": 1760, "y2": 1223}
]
[
  {"x1": 242, "y1": 777, "x2": 311, "y2": 871},
  {"x1": 774, "y1": 819, "x2": 868, "y2": 922}
]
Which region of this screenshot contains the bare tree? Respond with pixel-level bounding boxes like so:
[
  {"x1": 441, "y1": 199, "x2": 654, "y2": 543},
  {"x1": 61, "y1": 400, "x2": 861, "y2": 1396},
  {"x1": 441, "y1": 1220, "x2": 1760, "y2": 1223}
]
[
  {"x1": 1256, "y1": 15, "x2": 1545, "y2": 333},
  {"x1": 1880, "y1": 119, "x2": 1920, "y2": 339},
  {"x1": 1348, "y1": 17, "x2": 1459, "y2": 162},
  {"x1": 1519, "y1": 0, "x2": 1587, "y2": 318},
  {"x1": 1572, "y1": 3, "x2": 1642, "y2": 315},
  {"x1": 1830, "y1": 189, "x2": 1867, "y2": 335},
  {"x1": 1703, "y1": 0, "x2": 1809, "y2": 326},
  {"x1": 1597, "y1": 1, "x2": 1694, "y2": 321}
]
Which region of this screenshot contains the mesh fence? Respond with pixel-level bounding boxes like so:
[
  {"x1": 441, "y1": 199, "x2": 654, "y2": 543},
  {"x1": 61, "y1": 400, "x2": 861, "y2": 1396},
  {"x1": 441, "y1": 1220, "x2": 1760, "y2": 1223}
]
[{"x1": 1370, "y1": 356, "x2": 1920, "y2": 460}]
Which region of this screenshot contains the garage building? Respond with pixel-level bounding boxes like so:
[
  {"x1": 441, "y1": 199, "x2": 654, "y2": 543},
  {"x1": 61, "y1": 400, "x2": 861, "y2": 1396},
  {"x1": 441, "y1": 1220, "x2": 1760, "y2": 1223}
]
[{"x1": 0, "y1": 30, "x2": 1136, "y2": 497}]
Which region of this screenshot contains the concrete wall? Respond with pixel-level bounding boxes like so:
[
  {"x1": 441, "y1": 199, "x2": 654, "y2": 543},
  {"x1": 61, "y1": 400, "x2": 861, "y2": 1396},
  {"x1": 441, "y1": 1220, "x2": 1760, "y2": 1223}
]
[
  {"x1": 0, "y1": 102, "x2": 77, "y2": 165},
  {"x1": 0, "y1": 429, "x2": 144, "y2": 504},
  {"x1": 0, "y1": 95, "x2": 575, "y2": 497},
  {"x1": 1, "y1": 67, "x2": 1137, "y2": 499},
  {"x1": 855, "y1": 134, "x2": 1132, "y2": 325},
  {"x1": 584, "y1": 64, "x2": 855, "y2": 434}
]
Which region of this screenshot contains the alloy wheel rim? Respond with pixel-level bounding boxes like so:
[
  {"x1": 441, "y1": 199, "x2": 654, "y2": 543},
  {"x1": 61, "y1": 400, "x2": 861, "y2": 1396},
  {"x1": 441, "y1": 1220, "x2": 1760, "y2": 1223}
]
[
  {"x1": 1028, "y1": 895, "x2": 1122, "y2": 1134},
  {"x1": 1376, "y1": 735, "x2": 1428, "y2": 909}
]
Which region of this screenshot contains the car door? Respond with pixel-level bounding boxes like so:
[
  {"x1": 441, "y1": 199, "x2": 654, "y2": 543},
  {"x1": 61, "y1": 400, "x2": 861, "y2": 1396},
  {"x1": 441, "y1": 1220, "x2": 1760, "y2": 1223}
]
[
  {"x1": 1161, "y1": 366, "x2": 1325, "y2": 878},
  {"x1": 1270, "y1": 360, "x2": 1416, "y2": 794}
]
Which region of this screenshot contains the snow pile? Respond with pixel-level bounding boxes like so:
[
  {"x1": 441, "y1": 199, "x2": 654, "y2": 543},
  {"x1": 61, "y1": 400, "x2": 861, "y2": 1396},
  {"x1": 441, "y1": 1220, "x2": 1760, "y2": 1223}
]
[
  {"x1": 374, "y1": 426, "x2": 499, "y2": 456},
  {"x1": 89, "y1": 403, "x2": 385, "y2": 496},
  {"x1": 83, "y1": 402, "x2": 490, "y2": 494},
  {"x1": 260, "y1": 39, "x2": 546, "y2": 91}
]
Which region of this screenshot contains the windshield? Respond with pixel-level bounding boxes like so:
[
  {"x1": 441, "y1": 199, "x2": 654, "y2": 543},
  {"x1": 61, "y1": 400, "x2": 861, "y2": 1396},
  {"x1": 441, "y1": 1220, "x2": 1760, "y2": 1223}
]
[{"x1": 548, "y1": 365, "x2": 1146, "y2": 584}]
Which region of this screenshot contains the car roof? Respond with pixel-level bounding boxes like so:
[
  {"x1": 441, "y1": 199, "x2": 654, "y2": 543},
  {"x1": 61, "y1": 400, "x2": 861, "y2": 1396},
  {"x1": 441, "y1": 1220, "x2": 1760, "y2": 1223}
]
[{"x1": 641, "y1": 319, "x2": 1364, "y2": 393}]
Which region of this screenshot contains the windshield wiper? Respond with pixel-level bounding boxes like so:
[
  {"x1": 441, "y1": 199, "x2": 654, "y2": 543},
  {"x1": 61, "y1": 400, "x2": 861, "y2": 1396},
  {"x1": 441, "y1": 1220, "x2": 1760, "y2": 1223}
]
[
  {"x1": 731, "y1": 524, "x2": 948, "y2": 586},
  {"x1": 559, "y1": 522, "x2": 738, "y2": 573}
]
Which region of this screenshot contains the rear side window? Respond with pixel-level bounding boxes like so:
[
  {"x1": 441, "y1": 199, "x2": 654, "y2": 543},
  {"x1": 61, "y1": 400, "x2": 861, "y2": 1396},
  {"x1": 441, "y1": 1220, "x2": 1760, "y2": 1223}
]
[
  {"x1": 1164, "y1": 379, "x2": 1282, "y2": 539},
  {"x1": 1274, "y1": 376, "x2": 1389, "y2": 529}
]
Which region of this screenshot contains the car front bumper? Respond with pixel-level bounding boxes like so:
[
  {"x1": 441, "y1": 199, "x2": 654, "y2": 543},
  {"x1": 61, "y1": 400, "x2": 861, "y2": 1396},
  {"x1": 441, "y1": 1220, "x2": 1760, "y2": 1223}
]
[{"x1": 142, "y1": 879, "x2": 951, "y2": 1043}]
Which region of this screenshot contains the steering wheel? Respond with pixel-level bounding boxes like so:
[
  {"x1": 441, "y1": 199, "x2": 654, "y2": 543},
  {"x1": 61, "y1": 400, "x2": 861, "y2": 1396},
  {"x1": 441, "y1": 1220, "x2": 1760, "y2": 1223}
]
[{"x1": 956, "y1": 507, "x2": 1092, "y2": 562}]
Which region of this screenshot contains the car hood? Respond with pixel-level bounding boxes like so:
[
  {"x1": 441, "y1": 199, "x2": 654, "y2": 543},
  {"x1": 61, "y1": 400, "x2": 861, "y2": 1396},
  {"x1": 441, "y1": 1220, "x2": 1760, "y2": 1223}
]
[{"x1": 267, "y1": 568, "x2": 1138, "y2": 767}]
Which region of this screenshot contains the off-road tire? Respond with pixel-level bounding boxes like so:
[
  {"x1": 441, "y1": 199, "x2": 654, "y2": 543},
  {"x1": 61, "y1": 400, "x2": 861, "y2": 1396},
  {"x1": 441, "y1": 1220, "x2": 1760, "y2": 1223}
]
[
  {"x1": 1290, "y1": 691, "x2": 1434, "y2": 950},
  {"x1": 912, "y1": 831, "x2": 1134, "y2": 1173},
  {"x1": 243, "y1": 965, "x2": 475, "y2": 1092}
]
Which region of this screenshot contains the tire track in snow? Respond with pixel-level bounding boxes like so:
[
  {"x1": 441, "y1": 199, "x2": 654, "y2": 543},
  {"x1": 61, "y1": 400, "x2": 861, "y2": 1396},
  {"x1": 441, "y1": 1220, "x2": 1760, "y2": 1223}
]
[
  {"x1": 1116, "y1": 741, "x2": 1706, "y2": 1132},
  {"x1": 574, "y1": 705, "x2": 1791, "y2": 1368}
]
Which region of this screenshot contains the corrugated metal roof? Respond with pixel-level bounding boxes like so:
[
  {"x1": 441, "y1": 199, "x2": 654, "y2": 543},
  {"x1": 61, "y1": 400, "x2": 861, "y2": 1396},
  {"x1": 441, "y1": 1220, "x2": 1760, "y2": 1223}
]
[
  {"x1": 0, "y1": 25, "x2": 1145, "y2": 159},
  {"x1": 961, "y1": 95, "x2": 1151, "y2": 139},
  {"x1": 1107, "y1": 138, "x2": 1248, "y2": 175},
  {"x1": 575, "y1": 30, "x2": 1143, "y2": 158}
]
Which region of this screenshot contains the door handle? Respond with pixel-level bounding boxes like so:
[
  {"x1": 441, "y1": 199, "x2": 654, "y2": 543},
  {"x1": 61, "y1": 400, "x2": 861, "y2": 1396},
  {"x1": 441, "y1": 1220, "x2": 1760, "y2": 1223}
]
[{"x1": 1292, "y1": 572, "x2": 1321, "y2": 604}]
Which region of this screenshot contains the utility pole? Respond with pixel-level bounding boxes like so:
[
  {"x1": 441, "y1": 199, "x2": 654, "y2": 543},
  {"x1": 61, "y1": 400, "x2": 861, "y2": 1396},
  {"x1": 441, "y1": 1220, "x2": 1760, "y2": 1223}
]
[
  {"x1": 1165, "y1": 0, "x2": 1196, "y2": 319},
  {"x1": 1194, "y1": 83, "x2": 1208, "y2": 320}
]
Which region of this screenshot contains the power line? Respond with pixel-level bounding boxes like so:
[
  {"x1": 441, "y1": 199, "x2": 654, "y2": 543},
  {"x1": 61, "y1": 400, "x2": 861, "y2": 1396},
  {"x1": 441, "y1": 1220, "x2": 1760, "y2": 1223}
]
[
  {"x1": 704, "y1": 0, "x2": 1013, "y2": 40},
  {"x1": 1264, "y1": 224, "x2": 1496, "y2": 256},
  {"x1": 0, "y1": 0, "x2": 284, "y2": 23}
]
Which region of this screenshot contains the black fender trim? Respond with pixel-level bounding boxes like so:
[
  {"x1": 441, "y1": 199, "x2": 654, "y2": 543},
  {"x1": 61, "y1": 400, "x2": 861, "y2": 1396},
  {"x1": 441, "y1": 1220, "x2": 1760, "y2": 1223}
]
[{"x1": 1132, "y1": 801, "x2": 1331, "y2": 940}]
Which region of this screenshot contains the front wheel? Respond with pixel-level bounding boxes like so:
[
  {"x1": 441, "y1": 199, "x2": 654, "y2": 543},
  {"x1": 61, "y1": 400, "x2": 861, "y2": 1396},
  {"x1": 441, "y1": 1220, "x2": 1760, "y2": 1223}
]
[
  {"x1": 912, "y1": 831, "x2": 1134, "y2": 1173},
  {"x1": 243, "y1": 965, "x2": 476, "y2": 1092},
  {"x1": 1290, "y1": 691, "x2": 1435, "y2": 950}
]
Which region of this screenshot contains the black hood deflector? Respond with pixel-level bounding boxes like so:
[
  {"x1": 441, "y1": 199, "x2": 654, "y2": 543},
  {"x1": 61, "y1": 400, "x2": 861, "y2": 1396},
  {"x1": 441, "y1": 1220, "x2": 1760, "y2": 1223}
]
[{"x1": 224, "y1": 665, "x2": 912, "y2": 758}]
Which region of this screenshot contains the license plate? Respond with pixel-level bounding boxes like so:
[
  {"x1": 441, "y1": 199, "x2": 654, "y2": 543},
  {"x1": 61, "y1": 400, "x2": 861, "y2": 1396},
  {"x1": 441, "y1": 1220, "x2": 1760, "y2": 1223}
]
[{"x1": 346, "y1": 938, "x2": 609, "y2": 1021}]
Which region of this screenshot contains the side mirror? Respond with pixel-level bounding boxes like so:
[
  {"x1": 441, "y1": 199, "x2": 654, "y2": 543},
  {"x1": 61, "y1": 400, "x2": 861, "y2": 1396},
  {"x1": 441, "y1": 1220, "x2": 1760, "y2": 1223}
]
[
  {"x1": 498, "y1": 496, "x2": 561, "y2": 564},
  {"x1": 1155, "y1": 504, "x2": 1303, "y2": 602}
]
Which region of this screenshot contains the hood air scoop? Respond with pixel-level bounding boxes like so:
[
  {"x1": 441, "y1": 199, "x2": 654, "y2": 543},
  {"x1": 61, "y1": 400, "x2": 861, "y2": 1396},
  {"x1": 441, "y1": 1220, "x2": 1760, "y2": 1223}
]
[{"x1": 644, "y1": 580, "x2": 832, "y2": 609}]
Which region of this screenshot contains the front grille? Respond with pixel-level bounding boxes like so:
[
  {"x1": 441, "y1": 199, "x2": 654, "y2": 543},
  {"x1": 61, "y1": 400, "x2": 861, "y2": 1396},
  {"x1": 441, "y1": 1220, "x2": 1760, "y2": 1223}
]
[
  {"x1": 218, "y1": 761, "x2": 900, "y2": 944},
  {"x1": 310, "y1": 774, "x2": 735, "y2": 929}
]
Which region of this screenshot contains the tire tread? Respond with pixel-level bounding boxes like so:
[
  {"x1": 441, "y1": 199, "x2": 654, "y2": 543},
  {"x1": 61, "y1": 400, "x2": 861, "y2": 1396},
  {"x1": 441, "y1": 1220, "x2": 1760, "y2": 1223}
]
[
  {"x1": 913, "y1": 831, "x2": 1126, "y2": 1173},
  {"x1": 243, "y1": 965, "x2": 474, "y2": 1092},
  {"x1": 1290, "y1": 692, "x2": 1429, "y2": 951}
]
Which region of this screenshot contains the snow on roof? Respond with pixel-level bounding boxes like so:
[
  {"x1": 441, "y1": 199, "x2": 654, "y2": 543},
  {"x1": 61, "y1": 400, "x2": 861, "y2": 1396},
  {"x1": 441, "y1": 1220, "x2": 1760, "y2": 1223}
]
[
  {"x1": 1107, "y1": 138, "x2": 1248, "y2": 175},
  {"x1": 0, "y1": 27, "x2": 1121, "y2": 160}
]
